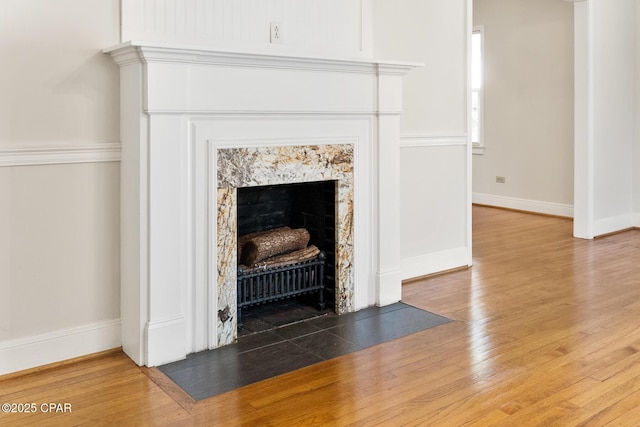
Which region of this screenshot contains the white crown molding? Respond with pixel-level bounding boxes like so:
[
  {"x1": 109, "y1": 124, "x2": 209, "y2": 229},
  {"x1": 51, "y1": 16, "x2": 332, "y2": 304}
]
[{"x1": 0, "y1": 143, "x2": 121, "y2": 167}]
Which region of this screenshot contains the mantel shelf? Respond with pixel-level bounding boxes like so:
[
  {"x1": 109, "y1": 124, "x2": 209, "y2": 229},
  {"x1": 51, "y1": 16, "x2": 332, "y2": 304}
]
[{"x1": 104, "y1": 41, "x2": 422, "y2": 75}]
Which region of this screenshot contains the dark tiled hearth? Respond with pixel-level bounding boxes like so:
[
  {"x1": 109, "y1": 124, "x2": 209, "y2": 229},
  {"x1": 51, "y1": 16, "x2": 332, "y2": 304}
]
[
  {"x1": 238, "y1": 298, "x2": 334, "y2": 335},
  {"x1": 159, "y1": 302, "x2": 451, "y2": 400}
]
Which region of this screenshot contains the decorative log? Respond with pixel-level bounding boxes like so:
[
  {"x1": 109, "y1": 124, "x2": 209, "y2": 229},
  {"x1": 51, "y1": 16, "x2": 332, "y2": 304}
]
[
  {"x1": 240, "y1": 245, "x2": 321, "y2": 273},
  {"x1": 238, "y1": 226, "x2": 290, "y2": 257},
  {"x1": 240, "y1": 228, "x2": 310, "y2": 266}
]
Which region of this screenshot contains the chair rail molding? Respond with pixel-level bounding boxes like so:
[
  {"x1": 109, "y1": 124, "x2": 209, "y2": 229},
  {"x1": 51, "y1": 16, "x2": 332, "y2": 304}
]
[
  {"x1": 400, "y1": 133, "x2": 467, "y2": 148},
  {"x1": 0, "y1": 143, "x2": 122, "y2": 167}
]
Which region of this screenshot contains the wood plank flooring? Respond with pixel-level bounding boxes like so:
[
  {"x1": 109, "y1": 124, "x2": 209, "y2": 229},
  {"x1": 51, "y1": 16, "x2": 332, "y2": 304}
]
[{"x1": 2, "y1": 206, "x2": 640, "y2": 426}]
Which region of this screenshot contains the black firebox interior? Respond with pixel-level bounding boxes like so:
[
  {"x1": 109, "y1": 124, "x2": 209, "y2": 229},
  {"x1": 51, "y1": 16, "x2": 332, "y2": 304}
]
[{"x1": 237, "y1": 180, "x2": 337, "y2": 308}]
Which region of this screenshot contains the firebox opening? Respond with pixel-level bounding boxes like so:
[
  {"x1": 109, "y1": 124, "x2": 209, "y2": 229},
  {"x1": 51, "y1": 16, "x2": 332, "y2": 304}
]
[{"x1": 237, "y1": 180, "x2": 337, "y2": 322}]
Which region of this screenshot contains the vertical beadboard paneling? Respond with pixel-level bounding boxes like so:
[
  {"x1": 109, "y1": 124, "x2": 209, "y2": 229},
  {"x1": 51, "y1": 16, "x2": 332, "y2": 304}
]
[
  {"x1": 156, "y1": 0, "x2": 166, "y2": 33},
  {"x1": 178, "y1": 0, "x2": 189, "y2": 36},
  {"x1": 195, "y1": 0, "x2": 206, "y2": 38},
  {"x1": 121, "y1": 0, "x2": 366, "y2": 57},
  {"x1": 212, "y1": 0, "x2": 223, "y2": 41},
  {"x1": 142, "y1": 0, "x2": 154, "y2": 32}
]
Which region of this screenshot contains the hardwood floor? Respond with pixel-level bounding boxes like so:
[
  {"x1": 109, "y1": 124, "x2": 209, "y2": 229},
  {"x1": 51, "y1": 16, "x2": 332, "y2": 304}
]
[{"x1": 3, "y1": 205, "x2": 640, "y2": 426}]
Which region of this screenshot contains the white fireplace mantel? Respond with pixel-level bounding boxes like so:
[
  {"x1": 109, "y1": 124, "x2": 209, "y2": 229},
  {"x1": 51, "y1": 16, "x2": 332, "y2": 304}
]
[{"x1": 105, "y1": 41, "x2": 419, "y2": 367}]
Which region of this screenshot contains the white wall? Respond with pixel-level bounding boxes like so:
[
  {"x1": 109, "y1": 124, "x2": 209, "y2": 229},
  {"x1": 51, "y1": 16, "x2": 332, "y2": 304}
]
[
  {"x1": 0, "y1": 0, "x2": 121, "y2": 375},
  {"x1": 472, "y1": 0, "x2": 574, "y2": 217},
  {"x1": 574, "y1": 0, "x2": 637, "y2": 238},
  {"x1": 634, "y1": 0, "x2": 640, "y2": 224},
  {"x1": 373, "y1": 0, "x2": 472, "y2": 279},
  {"x1": 591, "y1": 0, "x2": 635, "y2": 234}
]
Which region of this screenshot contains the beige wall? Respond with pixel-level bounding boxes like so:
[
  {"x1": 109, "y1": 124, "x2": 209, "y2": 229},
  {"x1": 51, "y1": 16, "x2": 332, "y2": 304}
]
[
  {"x1": 374, "y1": 0, "x2": 471, "y2": 277},
  {"x1": 472, "y1": 0, "x2": 574, "y2": 210},
  {"x1": 0, "y1": 0, "x2": 121, "y2": 372},
  {"x1": 0, "y1": 163, "x2": 120, "y2": 339},
  {"x1": 0, "y1": 0, "x2": 120, "y2": 145},
  {"x1": 374, "y1": 0, "x2": 467, "y2": 133}
]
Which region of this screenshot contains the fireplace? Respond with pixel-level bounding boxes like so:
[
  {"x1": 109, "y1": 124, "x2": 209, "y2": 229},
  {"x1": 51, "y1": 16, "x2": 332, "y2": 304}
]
[{"x1": 105, "y1": 41, "x2": 417, "y2": 367}]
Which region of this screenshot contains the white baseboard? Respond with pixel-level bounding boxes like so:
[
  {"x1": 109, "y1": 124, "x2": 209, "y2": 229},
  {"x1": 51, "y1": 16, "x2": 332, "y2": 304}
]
[
  {"x1": 0, "y1": 143, "x2": 121, "y2": 167},
  {"x1": 376, "y1": 268, "x2": 403, "y2": 306},
  {"x1": 473, "y1": 193, "x2": 574, "y2": 218},
  {"x1": 594, "y1": 214, "x2": 635, "y2": 237},
  {"x1": 145, "y1": 316, "x2": 187, "y2": 367},
  {"x1": 401, "y1": 246, "x2": 470, "y2": 281},
  {"x1": 0, "y1": 319, "x2": 121, "y2": 376}
]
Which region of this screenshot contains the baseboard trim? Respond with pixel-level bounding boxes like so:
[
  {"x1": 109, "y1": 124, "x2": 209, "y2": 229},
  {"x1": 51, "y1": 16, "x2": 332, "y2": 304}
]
[
  {"x1": 472, "y1": 193, "x2": 574, "y2": 218},
  {"x1": 376, "y1": 268, "x2": 403, "y2": 306},
  {"x1": 0, "y1": 348, "x2": 123, "y2": 381},
  {"x1": 0, "y1": 319, "x2": 121, "y2": 376},
  {"x1": 401, "y1": 247, "x2": 470, "y2": 281},
  {"x1": 0, "y1": 143, "x2": 121, "y2": 167},
  {"x1": 146, "y1": 316, "x2": 187, "y2": 367},
  {"x1": 594, "y1": 214, "x2": 635, "y2": 237}
]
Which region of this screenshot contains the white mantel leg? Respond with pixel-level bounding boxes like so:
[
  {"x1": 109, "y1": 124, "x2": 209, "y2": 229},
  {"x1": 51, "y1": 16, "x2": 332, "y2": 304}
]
[
  {"x1": 146, "y1": 116, "x2": 190, "y2": 366},
  {"x1": 375, "y1": 69, "x2": 405, "y2": 306},
  {"x1": 119, "y1": 61, "x2": 148, "y2": 366}
]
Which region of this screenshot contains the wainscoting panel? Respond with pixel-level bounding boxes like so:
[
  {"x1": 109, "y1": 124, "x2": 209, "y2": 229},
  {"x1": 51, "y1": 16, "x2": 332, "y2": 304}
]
[
  {"x1": 399, "y1": 135, "x2": 471, "y2": 280},
  {"x1": 0, "y1": 153, "x2": 121, "y2": 375}
]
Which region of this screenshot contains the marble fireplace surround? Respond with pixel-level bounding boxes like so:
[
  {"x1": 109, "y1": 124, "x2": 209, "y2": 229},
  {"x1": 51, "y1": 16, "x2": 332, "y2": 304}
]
[
  {"x1": 105, "y1": 41, "x2": 418, "y2": 367},
  {"x1": 216, "y1": 144, "x2": 354, "y2": 346}
]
